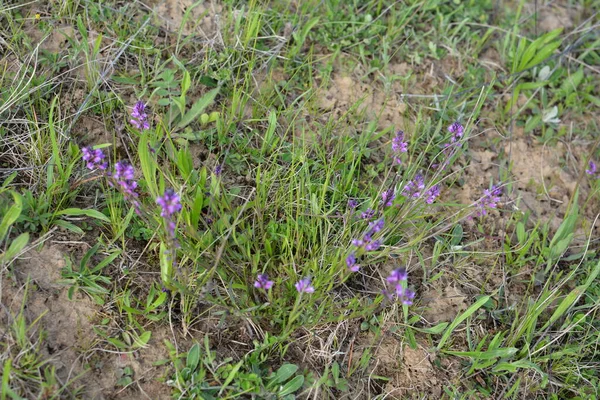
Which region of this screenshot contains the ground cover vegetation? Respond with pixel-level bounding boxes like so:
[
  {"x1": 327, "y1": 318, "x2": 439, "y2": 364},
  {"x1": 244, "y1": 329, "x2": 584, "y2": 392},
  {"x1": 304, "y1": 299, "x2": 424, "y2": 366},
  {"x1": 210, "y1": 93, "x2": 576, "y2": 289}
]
[{"x1": 0, "y1": 0, "x2": 599, "y2": 398}]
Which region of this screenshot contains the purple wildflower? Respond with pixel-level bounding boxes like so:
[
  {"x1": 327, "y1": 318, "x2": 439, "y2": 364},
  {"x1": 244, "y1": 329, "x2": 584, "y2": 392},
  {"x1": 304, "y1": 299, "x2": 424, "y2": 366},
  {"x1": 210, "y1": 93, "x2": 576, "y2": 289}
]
[
  {"x1": 403, "y1": 173, "x2": 425, "y2": 198},
  {"x1": 351, "y1": 239, "x2": 364, "y2": 247},
  {"x1": 109, "y1": 161, "x2": 140, "y2": 212},
  {"x1": 586, "y1": 161, "x2": 597, "y2": 176},
  {"x1": 214, "y1": 164, "x2": 223, "y2": 175},
  {"x1": 368, "y1": 218, "x2": 385, "y2": 234},
  {"x1": 475, "y1": 184, "x2": 502, "y2": 217},
  {"x1": 130, "y1": 101, "x2": 150, "y2": 130},
  {"x1": 391, "y1": 130, "x2": 408, "y2": 165},
  {"x1": 295, "y1": 278, "x2": 315, "y2": 294},
  {"x1": 81, "y1": 147, "x2": 107, "y2": 170},
  {"x1": 382, "y1": 267, "x2": 415, "y2": 305},
  {"x1": 156, "y1": 189, "x2": 182, "y2": 218},
  {"x1": 386, "y1": 268, "x2": 408, "y2": 284},
  {"x1": 400, "y1": 288, "x2": 416, "y2": 305},
  {"x1": 448, "y1": 122, "x2": 464, "y2": 142},
  {"x1": 254, "y1": 274, "x2": 274, "y2": 290},
  {"x1": 346, "y1": 252, "x2": 360, "y2": 272},
  {"x1": 360, "y1": 208, "x2": 375, "y2": 220},
  {"x1": 113, "y1": 161, "x2": 135, "y2": 181},
  {"x1": 365, "y1": 240, "x2": 382, "y2": 251},
  {"x1": 381, "y1": 189, "x2": 396, "y2": 207},
  {"x1": 425, "y1": 185, "x2": 440, "y2": 204},
  {"x1": 347, "y1": 199, "x2": 358, "y2": 209}
]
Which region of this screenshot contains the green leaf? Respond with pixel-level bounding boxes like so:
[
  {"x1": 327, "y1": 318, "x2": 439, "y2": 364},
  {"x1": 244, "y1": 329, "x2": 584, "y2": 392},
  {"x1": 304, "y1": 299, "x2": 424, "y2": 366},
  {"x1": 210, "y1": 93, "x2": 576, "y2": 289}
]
[
  {"x1": 412, "y1": 322, "x2": 449, "y2": 334},
  {"x1": 176, "y1": 88, "x2": 219, "y2": 129},
  {"x1": 443, "y1": 347, "x2": 518, "y2": 360},
  {"x1": 133, "y1": 331, "x2": 152, "y2": 349},
  {"x1": 186, "y1": 343, "x2": 200, "y2": 371},
  {"x1": 0, "y1": 193, "x2": 22, "y2": 242},
  {"x1": 0, "y1": 233, "x2": 29, "y2": 262},
  {"x1": 53, "y1": 220, "x2": 84, "y2": 234},
  {"x1": 139, "y1": 133, "x2": 158, "y2": 198},
  {"x1": 57, "y1": 208, "x2": 110, "y2": 222},
  {"x1": 437, "y1": 295, "x2": 491, "y2": 349},
  {"x1": 160, "y1": 242, "x2": 174, "y2": 289},
  {"x1": 273, "y1": 364, "x2": 298, "y2": 385},
  {"x1": 279, "y1": 375, "x2": 304, "y2": 396},
  {"x1": 219, "y1": 359, "x2": 244, "y2": 395}
]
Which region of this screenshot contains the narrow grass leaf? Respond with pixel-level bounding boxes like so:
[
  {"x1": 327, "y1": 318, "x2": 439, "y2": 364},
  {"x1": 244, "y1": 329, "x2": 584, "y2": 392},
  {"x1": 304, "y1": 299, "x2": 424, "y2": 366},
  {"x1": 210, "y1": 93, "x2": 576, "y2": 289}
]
[
  {"x1": 57, "y1": 208, "x2": 110, "y2": 222},
  {"x1": 437, "y1": 295, "x2": 490, "y2": 349},
  {"x1": 443, "y1": 347, "x2": 518, "y2": 360}
]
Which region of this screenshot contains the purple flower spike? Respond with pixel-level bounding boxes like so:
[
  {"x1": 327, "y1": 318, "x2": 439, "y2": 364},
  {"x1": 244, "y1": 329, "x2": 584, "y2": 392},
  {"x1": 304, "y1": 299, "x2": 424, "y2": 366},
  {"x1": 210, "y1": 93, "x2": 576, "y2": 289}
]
[
  {"x1": 130, "y1": 101, "x2": 150, "y2": 130},
  {"x1": 254, "y1": 274, "x2": 274, "y2": 290},
  {"x1": 346, "y1": 252, "x2": 360, "y2": 272},
  {"x1": 448, "y1": 122, "x2": 464, "y2": 142},
  {"x1": 425, "y1": 185, "x2": 440, "y2": 204},
  {"x1": 351, "y1": 239, "x2": 364, "y2": 247},
  {"x1": 474, "y1": 184, "x2": 502, "y2": 217},
  {"x1": 403, "y1": 173, "x2": 425, "y2": 198},
  {"x1": 113, "y1": 161, "x2": 135, "y2": 181},
  {"x1": 295, "y1": 277, "x2": 315, "y2": 294},
  {"x1": 392, "y1": 130, "x2": 408, "y2": 153},
  {"x1": 401, "y1": 289, "x2": 416, "y2": 305},
  {"x1": 369, "y1": 218, "x2": 385, "y2": 232},
  {"x1": 381, "y1": 189, "x2": 396, "y2": 207},
  {"x1": 365, "y1": 240, "x2": 382, "y2": 252},
  {"x1": 214, "y1": 164, "x2": 223, "y2": 175},
  {"x1": 156, "y1": 189, "x2": 182, "y2": 218},
  {"x1": 360, "y1": 208, "x2": 375, "y2": 220},
  {"x1": 347, "y1": 199, "x2": 358, "y2": 209},
  {"x1": 81, "y1": 147, "x2": 107, "y2": 170},
  {"x1": 387, "y1": 268, "x2": 408, "y2": 284},
  {"x1": 586, "y1": 161, "x2": 597, "y2": 176}
]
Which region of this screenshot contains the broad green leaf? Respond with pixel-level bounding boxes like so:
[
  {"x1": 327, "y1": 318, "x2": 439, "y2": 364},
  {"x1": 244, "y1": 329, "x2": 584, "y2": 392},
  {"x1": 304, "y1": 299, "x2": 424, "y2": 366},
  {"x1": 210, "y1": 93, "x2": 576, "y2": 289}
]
[
  {"x1": 0, "y1": 233, "x2": 29, "y2": 262},
  {"x1": 57, "y1": 208, "x2": 110, "y2": 222},
  {"x1": 273, "y1": 364, "x2": 298, "y2": 384},
  {"x1": 176, "y1": 88, "x2": 219, "y2": 129},
  {"x1": 279, "y1": 375, "x2": 304, "y2": 396},
  {"x1": 0, "y1": 192, "x2": 22, "y2": 242},
  {"x1": 133, "y1": 331, "x2": 152, "y2": 349},
  {"x1": 186, "y1": 343, "x2": 200, "y2": 370},
  {"x1": 53, "y1": 220, "x2": 84, "y2": 234}
]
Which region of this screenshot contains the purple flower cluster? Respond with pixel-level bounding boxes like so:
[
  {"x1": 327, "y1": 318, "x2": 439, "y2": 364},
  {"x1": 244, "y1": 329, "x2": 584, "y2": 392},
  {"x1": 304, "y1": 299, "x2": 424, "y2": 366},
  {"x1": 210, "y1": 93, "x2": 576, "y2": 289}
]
[
  {"x1": 346, "y1": 252, "x2": 360, "y2": 272},
  {"x1": 403, "y1": 173, "x2": 425, "y2": 198},
  {"x1": 381, "y1": 189, "x2": 396, "y2": 207},
  {"x1": 81, "y1": 147, "x2": 107, "y2": 170},
  {"x1": 352, "y1": 218, "x2": 384, "y2": 252},
  {"x1": 402, "y1": 174, "x2": 440, "y2": 204},
  {"x1": 425, "y1": 185, "x2": 440, "y2": 204},
  {"x1": 435, "y1": 122, "x2": 465, "y2": 170},
  {"x1": 295, "y1": 277, "x2": 315, "y2": 293},
  {"x1": 474, "y1": 184, "x2": 502, "y2": 217},
  {"x1": 130, "y1": 101, "x2": 150, "y2": 130},
  {"x1": 347, "y1": 199, "x2": 358, "y2": 209},
  {"x1": 391, "y1": 130, "x2": 408, "y2": 165},
  {"x1": 447, "y1": 121, "x2": 464, "y2": 143},
  {"x1": 383, "y1": 268, "x2": 415, "y2": 305},
  {"x1": 254, "y1": 274, "x2": 274, "y2": 290},
  {"x1": 360, "y1": 208, "x2": 375, "y2": 220},
  {"x1": 156, "y1": 189, "x2": 182, "y2": 238},
  {"x1": 586, "y1": 161, "x2": 597, "y2": 177},
  {"x1": 110, "y1": 161, "x2": 141, "y2": 213}
]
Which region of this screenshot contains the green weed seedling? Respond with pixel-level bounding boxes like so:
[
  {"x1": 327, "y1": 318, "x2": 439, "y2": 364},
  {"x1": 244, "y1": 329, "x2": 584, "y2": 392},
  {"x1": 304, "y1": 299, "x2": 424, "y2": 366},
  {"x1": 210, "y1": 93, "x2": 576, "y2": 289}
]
[{"x1": 60, "y1": 243, "x2": 120, "y2": 305}]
